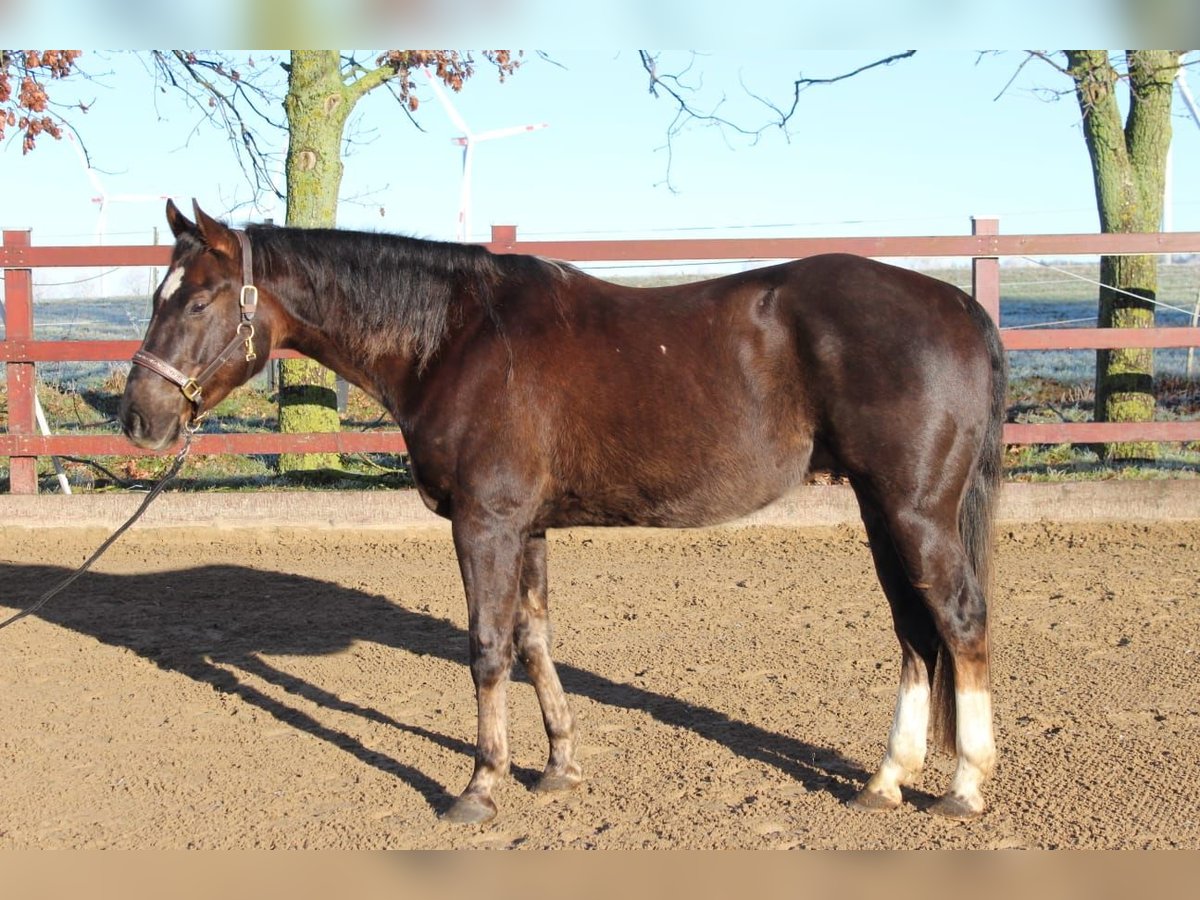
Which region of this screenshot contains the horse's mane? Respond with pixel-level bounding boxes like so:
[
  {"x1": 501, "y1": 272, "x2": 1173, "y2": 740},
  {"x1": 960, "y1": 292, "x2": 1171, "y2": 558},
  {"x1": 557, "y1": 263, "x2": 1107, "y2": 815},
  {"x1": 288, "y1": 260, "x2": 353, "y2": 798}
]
[{"x1": 238, "y1": 225, "x2": 559, "y2": 367}]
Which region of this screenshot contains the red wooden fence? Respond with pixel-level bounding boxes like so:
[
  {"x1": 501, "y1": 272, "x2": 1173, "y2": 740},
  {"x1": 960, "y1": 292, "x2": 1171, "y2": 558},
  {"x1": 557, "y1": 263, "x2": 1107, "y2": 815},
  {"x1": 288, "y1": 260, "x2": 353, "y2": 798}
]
[{"x1": 4, "y1": 219, "x2": 1200, "y2": 494}]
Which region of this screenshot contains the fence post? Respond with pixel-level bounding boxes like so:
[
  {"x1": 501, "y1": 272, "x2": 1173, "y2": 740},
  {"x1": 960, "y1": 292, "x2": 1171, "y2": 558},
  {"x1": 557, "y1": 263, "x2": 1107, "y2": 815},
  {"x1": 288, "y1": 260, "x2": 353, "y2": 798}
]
[
  {"x1": 3, "y1": 229, "x2": 38, "y2": 494},
  {"x1": 489, "y1": 224, "x2": 517, "y2": 251},
  {"x1": 971, "y1": 216, "x2": 1000, "y2": 324}
]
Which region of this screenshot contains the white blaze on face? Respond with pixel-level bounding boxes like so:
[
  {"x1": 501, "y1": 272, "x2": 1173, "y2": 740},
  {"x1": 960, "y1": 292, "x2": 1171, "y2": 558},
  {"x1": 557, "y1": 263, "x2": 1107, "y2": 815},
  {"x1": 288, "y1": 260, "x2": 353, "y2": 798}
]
[{"x1": 159, "y1": 267, "x2": 184, "y2": 301}]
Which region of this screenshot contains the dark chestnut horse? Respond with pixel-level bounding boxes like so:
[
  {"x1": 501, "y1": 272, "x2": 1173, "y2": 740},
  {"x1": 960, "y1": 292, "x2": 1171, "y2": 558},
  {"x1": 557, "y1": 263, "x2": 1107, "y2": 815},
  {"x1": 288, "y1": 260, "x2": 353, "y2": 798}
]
[{"x1": 121, "y1": 201, "x2": 1006, "y2": 824}]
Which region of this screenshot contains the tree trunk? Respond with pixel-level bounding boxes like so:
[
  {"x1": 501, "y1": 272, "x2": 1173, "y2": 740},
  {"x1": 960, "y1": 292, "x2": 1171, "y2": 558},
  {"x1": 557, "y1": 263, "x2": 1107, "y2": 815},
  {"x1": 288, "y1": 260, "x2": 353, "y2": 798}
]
[
  {"x1": 277, "y1": 50, "x2": 353, "y2": 472},
  {"x1": 1065, "y1": 50, "x2": 1181, "y2": 462}
]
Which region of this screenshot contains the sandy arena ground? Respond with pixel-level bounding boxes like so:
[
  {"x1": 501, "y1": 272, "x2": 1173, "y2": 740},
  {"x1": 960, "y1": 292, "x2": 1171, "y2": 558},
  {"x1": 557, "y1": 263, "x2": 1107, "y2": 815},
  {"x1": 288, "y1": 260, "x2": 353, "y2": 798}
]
[{"x1": 1, "y1": 520, "x2": 1198, "y2": 849}]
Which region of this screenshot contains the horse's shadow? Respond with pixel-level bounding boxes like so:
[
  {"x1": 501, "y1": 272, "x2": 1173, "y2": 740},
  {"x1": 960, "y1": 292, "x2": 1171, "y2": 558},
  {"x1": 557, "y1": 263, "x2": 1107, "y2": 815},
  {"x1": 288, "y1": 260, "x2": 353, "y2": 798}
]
[{"x1": 1, "y1": 560, "x2": 879, "y2": 816}]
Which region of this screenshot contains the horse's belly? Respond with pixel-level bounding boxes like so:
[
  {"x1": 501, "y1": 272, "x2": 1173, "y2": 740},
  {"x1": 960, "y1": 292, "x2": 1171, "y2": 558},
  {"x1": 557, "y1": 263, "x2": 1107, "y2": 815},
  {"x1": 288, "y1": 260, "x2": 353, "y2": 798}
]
[{"x1": 541, "y1": 450, "x2": 810, "y2": 530}]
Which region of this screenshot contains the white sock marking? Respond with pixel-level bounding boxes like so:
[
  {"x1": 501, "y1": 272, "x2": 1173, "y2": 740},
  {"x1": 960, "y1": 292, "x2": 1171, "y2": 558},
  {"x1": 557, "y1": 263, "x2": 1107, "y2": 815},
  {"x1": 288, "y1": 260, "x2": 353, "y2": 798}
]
[
  {"x1": 865, "y1": 677, "x2": 929, "y2": 803},
  {"x1": 889, "y1": 678, "x2": 930, "y2": 776},
  {"x1": 950, "y1": 686, "x2": 995, "y2": 809}
]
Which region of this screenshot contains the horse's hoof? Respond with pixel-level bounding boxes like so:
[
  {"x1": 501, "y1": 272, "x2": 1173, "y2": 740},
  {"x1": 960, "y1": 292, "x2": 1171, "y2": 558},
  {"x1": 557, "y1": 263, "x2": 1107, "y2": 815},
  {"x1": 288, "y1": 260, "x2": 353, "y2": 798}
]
[
  {"x1": 848, "y1": 788, "x2": 900, "y2": 812},
  {"x1": 440, "y1": 794, "x2": 498, "y2": 824},
  {"x1": 928, "y1": 793, "x2": 983, "y2": 821},
  {"x1": 533, "y1": 770, "x2": 582, "y2": 794}
]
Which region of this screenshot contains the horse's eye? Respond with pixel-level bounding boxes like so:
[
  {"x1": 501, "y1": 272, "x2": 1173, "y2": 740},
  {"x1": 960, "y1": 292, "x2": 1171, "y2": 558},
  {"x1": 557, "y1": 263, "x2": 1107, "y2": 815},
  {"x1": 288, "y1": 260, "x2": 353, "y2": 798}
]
[{"x1": 187, "y1": 301, "x2": 210, "y2": 316}]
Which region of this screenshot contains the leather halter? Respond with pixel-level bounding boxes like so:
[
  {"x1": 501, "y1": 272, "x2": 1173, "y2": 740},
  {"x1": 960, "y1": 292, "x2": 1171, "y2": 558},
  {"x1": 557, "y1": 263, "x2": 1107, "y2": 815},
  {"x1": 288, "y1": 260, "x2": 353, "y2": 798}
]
[{"x1": 132, "y1": 230, "x2": 259, "y2": 422}]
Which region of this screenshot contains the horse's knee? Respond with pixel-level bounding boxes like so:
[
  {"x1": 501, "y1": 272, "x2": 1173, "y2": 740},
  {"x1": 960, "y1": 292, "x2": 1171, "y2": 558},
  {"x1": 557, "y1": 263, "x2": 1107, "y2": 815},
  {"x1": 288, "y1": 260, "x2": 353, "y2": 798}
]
[
  {"x1": 470, "y1": 630, "x2": 514, "y2": 687},
  {"x1": 516, "y1": 612, "x2": 551, "y2": 660}
]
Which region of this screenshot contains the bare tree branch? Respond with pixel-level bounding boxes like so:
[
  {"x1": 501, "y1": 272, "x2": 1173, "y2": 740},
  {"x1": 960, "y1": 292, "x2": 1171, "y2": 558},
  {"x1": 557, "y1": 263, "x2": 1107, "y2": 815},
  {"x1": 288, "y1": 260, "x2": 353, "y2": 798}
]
[
  {"x1": 775, "y1": 50, "x2": 918, "y2": 115},
  {"x1": 146, "y1": 50, "x2": 287, "y2": 201},
  {"x1": 638, "y1": 50, "x2": 917, "y2": 191},
  {"x1": 991, "y1": 51, "x2": 1043, "y2": 102}
]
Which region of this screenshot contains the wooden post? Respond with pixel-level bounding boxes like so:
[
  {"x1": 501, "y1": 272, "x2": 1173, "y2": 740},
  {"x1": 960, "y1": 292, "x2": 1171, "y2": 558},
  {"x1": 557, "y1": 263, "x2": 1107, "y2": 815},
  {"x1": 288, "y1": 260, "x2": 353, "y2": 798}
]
[
  {"x1": 971, "y1": 216, "x2": 1000, "y2": 324},
  {"x1": 3, "y1": 230, "x2": 38, "y2": 494},
  {"x1": 489, "y1": 224, "x2": 517, "y2": 252}
]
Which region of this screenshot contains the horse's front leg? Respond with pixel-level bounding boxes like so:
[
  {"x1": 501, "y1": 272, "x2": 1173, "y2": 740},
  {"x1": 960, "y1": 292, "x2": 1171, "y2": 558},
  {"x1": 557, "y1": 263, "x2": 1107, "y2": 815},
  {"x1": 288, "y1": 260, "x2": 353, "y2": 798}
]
[
  {"x1": 516, "y1": 532, "x2": 582, "y2": 793},
  {"x1": 441, "y1": 510, "x2": 526, "y2": 825}
]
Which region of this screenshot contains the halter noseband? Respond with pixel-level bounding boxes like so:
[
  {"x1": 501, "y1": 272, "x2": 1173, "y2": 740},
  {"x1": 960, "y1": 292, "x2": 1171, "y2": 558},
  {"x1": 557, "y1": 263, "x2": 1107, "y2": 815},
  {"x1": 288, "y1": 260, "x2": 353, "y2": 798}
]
[{"x1": 132, "y1": 230, "x2": 259, "y2": 422}]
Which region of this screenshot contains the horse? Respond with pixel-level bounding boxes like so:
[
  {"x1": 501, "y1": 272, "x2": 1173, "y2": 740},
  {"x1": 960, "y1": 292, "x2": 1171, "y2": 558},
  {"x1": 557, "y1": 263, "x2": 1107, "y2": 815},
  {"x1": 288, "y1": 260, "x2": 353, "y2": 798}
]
[{"x1": 120, "y1": 200, "x2": 1006, "y2": 825}]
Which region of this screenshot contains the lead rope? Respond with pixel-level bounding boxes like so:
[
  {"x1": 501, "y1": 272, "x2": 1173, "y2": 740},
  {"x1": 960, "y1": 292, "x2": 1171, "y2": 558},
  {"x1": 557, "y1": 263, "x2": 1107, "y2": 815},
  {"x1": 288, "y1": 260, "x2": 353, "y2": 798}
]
[{"x1": 0, "y1": 430, "x2": 193, "y2": 632}]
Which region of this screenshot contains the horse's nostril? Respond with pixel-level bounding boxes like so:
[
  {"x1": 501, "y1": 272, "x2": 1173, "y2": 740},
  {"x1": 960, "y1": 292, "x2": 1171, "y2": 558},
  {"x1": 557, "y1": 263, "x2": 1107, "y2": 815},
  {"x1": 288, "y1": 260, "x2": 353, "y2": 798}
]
[{"x1": 122, "y1": 408, "x2": 146, "y2": 441}]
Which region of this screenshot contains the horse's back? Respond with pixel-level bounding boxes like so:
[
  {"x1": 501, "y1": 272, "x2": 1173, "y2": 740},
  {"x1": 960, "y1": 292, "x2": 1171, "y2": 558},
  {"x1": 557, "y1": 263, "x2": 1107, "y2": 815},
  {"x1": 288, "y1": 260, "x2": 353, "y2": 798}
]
[{"x1": 532, "y1": 252, "x2": 995, "y2": 436}]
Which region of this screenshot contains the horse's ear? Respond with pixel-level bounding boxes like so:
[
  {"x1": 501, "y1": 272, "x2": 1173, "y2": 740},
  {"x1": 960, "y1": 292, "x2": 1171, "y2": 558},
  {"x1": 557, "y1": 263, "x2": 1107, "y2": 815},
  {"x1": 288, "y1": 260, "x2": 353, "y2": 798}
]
[
  {"x1": 192, "y1": 200, "x2": 239, "y2": 259},
  {"x1": 165, "y1": 199, "x2": 194, "y2": 238}
]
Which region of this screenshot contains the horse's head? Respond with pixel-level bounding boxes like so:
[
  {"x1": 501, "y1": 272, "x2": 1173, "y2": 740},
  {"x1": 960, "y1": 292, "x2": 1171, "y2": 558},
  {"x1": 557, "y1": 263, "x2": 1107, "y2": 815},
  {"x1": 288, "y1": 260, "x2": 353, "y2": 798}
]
[{"x1": 119, "y1": 200, "x2": 274, "y2": 450}]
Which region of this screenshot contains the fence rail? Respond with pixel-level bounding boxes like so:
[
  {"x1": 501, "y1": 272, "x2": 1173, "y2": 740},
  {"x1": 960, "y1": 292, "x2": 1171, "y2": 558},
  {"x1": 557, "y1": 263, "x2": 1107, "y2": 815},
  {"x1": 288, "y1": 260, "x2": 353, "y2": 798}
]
[{"x1": 4, "y1": 219, "x2": 1200, "y2": 494}]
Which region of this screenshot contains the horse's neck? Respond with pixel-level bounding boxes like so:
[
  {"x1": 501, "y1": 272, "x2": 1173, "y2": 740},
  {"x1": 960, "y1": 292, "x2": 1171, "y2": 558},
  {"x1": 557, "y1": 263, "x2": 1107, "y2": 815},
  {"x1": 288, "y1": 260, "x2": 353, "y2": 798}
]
[{"x1": 266, "y1": 270, "x2": 448, "y2": 416}]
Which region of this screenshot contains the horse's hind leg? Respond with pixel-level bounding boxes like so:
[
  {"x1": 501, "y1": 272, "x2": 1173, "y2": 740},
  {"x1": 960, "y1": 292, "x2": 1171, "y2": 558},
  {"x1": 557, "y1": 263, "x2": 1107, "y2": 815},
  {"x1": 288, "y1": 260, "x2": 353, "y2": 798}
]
[
  {"x1": 515, "y1": 532, "x2": 582, "y2": 793},
  {"x1": 877, "y1": 503, "x2": 995, "y2": 819},
  {"x1": 849, "y1": 501, "x2": 940, "y2": 811}
]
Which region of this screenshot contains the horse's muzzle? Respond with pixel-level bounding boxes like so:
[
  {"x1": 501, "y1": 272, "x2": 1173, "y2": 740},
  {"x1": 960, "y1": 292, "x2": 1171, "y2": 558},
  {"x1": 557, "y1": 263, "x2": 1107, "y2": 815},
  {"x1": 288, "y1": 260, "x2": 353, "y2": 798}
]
[{"x1": 119, "y1": 384, "x2": 183, "y2": 452}]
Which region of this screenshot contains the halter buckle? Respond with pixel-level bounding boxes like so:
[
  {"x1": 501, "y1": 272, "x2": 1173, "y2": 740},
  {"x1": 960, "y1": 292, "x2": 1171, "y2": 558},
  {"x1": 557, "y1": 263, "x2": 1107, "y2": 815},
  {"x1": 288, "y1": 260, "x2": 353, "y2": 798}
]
[
  {"x1": 240, "y1": 284, "x2": 259, "y2": 312},
  {"x1": 181, "y1": 379, "x2": 203, "y2": 403}
]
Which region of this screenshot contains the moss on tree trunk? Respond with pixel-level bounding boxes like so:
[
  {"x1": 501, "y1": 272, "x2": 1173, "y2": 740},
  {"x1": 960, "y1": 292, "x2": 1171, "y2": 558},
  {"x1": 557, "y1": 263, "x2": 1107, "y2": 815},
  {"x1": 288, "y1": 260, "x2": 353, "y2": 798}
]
[
  {"x1": 277, "y1": 50, "x2": 352, "y2": 472},
  {"x1": 1094, "y1": 255, "x2": 1157, "y2": 459},
  {"x1": 1066, "y1": 50, "x2": 1180, "y2": 462}
]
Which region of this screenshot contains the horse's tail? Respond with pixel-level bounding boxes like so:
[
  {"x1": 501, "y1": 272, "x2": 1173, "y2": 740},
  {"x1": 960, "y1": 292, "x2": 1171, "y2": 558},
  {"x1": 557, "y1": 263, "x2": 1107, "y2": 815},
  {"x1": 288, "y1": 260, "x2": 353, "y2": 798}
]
[{"x1": 930, "y1": 301, "x2": 1007, "y2": 753}]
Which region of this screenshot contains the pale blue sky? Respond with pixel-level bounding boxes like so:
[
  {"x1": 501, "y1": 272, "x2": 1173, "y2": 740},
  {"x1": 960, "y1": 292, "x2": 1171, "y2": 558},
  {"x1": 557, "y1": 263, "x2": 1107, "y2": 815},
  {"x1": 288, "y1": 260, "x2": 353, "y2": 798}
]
[
  {"x1": 1, "y1": 2, "x2": 1149, "y2": 51},
  {"x1": 4, "y1": 49, "x2": 1199, "y2": 265}
]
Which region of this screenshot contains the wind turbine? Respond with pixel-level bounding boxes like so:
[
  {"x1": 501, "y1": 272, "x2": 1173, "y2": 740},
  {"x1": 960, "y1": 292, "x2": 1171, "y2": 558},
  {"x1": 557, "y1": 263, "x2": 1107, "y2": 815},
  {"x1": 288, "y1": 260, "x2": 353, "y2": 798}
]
[
  {"x1": 423, "y1": 68, "x2": 548, "y2": 242},
  {"x1": 66, "y1": 132, "x2": 169, "y2": 296}
]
